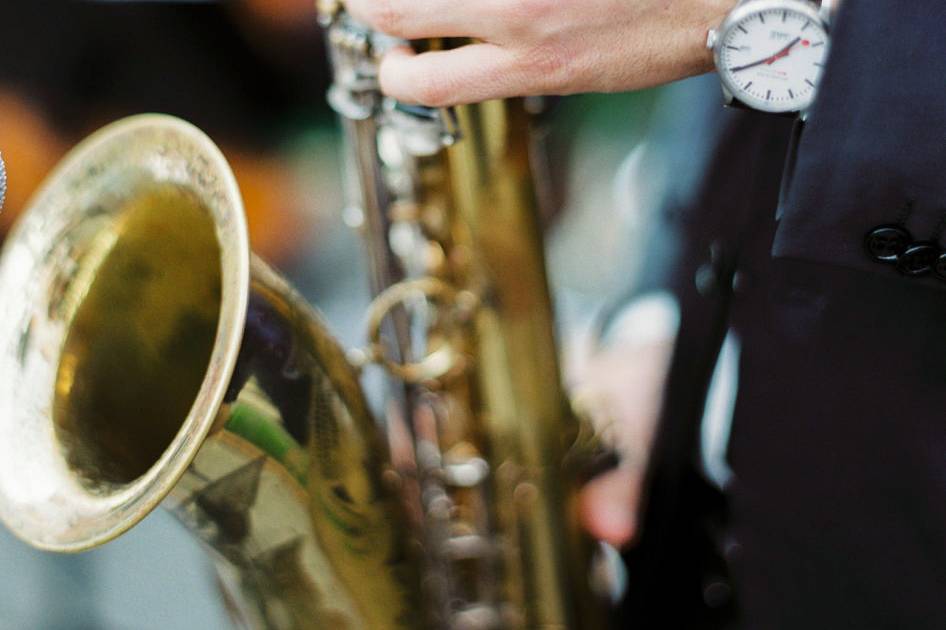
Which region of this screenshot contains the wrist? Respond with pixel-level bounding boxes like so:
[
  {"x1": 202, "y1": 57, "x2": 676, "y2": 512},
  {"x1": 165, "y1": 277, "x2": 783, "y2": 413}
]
[{"x1": 689, "y1": 0, "x2": 741, "y2": 77}]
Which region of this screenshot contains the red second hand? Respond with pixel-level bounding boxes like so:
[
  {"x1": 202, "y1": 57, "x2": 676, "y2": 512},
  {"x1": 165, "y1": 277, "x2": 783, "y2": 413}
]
[{"x1": 766, "y1": 39, "x2": 801, "y2": 65}]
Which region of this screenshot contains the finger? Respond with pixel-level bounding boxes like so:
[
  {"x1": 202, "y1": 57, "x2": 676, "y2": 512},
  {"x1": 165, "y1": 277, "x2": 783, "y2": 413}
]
[
  {"x1": 379, "y1": 44, "x2": 526, "y2": 106},
  {"x1": 579, "y1": 466, "x2": 643, "y2": 549},
  {"x1": 344, "y1": 0, "x2": 500, "y2": 40}
]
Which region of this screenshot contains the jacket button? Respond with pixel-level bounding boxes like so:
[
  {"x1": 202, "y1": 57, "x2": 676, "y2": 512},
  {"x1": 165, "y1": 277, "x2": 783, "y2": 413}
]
[
  {"x1": 695, "y1": 263, "x2": 718, "y2": 296},
  {"x1": 695, "y1": 241, "x2": 725, "y2": 297},
  {"x1": 934, "y1": 252, "x2": 946, "y2": 281},
  {"x1": 896, "y1": 242, "x2": 939, "y2": 276},
  {"x1": 703, "y1": 579, "x2": 733, "y2": 609},
  {"x1": 865, "y1": 225, "x2": 912, "y2": 262}
]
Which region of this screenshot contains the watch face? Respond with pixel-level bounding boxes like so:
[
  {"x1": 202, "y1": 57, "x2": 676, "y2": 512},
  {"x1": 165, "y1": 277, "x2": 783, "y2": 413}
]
[{"x1": 717, "y1": 4, "x2": 829, "y2": 113}]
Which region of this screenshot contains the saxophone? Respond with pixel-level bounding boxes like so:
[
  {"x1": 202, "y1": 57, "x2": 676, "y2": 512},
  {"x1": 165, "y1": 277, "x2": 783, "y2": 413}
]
[
  {"x1": 320, "y1": 5, "x2": 606, "y2": 627},
  {"x1": 0, "y1": 8, "x2": 609, "y2": 629}
]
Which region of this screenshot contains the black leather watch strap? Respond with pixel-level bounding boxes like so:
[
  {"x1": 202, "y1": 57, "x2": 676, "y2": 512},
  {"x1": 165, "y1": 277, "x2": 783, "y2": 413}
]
[{"x1": 727, "y1": 97, "x2": 800, "y2": 118}]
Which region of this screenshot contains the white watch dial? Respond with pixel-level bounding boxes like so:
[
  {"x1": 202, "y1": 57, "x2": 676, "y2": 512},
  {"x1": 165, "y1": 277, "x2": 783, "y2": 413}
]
[{"x1": 718, "y1": 6, "x2": 829, "y2": 112}]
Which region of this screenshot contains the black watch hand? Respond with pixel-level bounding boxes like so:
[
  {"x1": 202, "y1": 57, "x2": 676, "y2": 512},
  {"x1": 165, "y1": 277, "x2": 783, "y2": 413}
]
[{"x1": 730, "y1": 37, "x2": 802, "y2": 72}]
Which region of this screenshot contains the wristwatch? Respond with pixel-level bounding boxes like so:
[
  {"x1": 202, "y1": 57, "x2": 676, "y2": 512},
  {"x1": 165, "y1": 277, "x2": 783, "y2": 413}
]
[{"x1": 707, "y1": 0, "x2": 832, "y2": 117}]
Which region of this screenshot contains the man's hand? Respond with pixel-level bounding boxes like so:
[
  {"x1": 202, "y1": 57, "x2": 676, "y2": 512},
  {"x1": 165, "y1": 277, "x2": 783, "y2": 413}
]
[
  {"x1": 343, "y1": 0, "x2": 735, "y2": 106},
  {"x1": 571, "y1": 337, "x2": 675, "y2": 547}
]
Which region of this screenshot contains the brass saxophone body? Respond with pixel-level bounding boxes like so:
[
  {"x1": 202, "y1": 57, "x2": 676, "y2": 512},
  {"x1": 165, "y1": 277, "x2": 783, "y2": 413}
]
[{"x1": 322, "y1": 6, "x2": 604, "y2": 628}]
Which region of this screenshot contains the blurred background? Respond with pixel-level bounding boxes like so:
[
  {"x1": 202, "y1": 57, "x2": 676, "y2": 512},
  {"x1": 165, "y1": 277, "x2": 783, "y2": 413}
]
[{"x1": 0, "y1": 1, "x2": 672, "y2": 628}]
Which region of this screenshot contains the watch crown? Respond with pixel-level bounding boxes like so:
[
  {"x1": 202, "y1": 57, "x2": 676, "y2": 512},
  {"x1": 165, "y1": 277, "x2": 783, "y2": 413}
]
[{"x1": 706, "y1": 29, "x2": 718, "y2": 50}]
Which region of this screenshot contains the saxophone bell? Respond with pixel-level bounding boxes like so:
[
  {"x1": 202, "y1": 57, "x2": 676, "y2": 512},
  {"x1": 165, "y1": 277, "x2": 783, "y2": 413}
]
[{"x1": 0, "y1": 114, "x2": 423, "y2": 629}]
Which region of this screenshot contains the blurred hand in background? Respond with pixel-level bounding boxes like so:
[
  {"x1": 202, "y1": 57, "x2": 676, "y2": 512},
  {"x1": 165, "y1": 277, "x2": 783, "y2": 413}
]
[{"x1": 568, "y1": 297, "x2": 678, "y2": 548}]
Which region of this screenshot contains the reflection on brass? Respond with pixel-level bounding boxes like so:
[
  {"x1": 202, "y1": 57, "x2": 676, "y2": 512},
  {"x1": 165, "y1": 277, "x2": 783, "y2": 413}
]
[
  {"x1": 55, "y1": 184, "x2": 222, "y2": 487},
  {"x1": 0, "y1": 116, "x2": 421, "y2": 629}
]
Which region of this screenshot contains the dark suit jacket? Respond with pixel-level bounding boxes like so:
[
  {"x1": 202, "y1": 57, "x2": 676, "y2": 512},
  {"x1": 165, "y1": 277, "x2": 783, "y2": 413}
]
[{"x1": 617, "y1": 3, "x2": 946, "y2": 628}]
